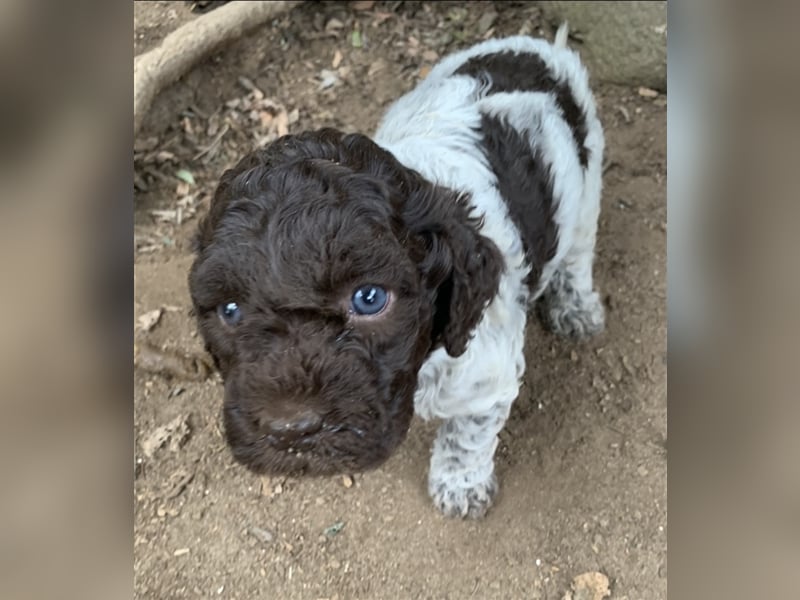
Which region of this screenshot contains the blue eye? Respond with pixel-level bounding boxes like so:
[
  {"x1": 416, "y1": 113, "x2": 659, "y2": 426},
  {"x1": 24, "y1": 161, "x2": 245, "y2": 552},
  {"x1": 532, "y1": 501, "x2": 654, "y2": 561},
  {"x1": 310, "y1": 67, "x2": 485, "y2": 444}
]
[
  {"x1": 351, "y1": 286, "x2": 388, "y2": 316},
  {"x1": 217, "y1": 302, "x2": 242, "y2": 326}
]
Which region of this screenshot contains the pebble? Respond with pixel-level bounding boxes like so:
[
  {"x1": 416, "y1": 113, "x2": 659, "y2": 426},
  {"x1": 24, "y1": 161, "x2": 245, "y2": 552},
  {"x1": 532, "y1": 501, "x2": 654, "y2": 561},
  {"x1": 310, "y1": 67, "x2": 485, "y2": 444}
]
[{"x1": 248, "y1": 526, "x2": 274, "y2": 544}]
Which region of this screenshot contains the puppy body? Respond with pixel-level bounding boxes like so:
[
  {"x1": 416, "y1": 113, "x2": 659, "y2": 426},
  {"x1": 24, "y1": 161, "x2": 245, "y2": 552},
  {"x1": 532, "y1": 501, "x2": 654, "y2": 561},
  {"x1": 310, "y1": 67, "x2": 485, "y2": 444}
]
[
  {"x1": 189, "y1": 32, "x2": 604, "y2": 519},
  {"x1": 375, "y1": 35, "x2": 604, "y2": 516}
]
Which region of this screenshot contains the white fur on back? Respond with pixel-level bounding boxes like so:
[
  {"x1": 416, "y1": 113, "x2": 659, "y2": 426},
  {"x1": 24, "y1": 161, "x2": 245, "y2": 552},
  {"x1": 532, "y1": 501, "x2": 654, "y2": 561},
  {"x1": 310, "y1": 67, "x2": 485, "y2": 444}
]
[{"x1": 374, "y1": 36, "x2": 603, "y2": 422}]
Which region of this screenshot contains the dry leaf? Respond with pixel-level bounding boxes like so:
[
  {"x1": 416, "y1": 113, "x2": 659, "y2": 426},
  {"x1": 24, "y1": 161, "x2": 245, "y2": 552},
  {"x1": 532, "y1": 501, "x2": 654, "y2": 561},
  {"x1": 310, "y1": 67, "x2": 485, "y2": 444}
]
[
  {"x1": 319, "y1": 69, "x2": 340, "y2": 90},
  {"x1": 325, "y1": 18, "x2": 344, "y2": 33},
  {"x1": 637, "y1": 86, "x2": 659, "y2": 98},
  {"x1": 134, "y1": 137, "x2": 159, "y2": 153},
  {"x1": 274, "y1": 109, "x2": 289, "y2": 137},
  {"x1": 164, "y1": 469, "x2": 194, "y2": 499},
  {"x1": 134, "y1": 343, "x2": 213, "y2": 381},
  {"x1": 175, "y1": 181, "x2": 191, "y2": 197},
  {"x1": 141, "y1": 415, "x2": 191, "y2": 458},
  {"x1": 332, "y1": 49, "x2": 343, "y2": 69},
  {"x1": 149, "y1": 209, "x2": 178, "y2": 224},
  {"x1": 259, "y1": 110, "x2": 274, "y2": 129},
  {"x1": 419, "y1": 65, "x2": 431, "y2": 79},
  {"x1": 371, "y1": 11, "x2": 393, "y2": 26},
  {"x1": 137, "y1": 308, "x2": 163, "y2": 333},
  {"x1": 260, "y1": 475, "x2": 272, "y2": 496},
  {"x1": 155, "y1": 151, "x2": 176, "y2": 163},
  {"x1": 367, "y1": 58, "x2": 386, "y2": 77}
]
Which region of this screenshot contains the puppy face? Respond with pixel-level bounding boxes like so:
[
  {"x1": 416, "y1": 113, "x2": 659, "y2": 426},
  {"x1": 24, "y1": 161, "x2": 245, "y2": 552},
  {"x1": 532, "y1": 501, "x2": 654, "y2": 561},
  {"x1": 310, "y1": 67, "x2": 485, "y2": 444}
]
[{"x1": 189, "y1": 130, "x2": 503, "y2": 476}]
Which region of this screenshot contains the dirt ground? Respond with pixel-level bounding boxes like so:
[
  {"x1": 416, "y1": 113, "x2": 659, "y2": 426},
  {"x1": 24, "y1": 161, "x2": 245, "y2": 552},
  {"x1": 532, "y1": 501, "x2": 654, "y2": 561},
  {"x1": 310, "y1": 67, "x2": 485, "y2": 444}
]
[{"x1": 134, "y1": 2, "x2": 666, "y2": 599}]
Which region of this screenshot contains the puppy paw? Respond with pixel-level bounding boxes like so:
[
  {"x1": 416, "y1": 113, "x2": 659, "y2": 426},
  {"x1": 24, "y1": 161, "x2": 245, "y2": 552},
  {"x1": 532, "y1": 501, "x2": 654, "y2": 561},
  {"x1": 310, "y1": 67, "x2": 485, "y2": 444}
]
[
  {"x1": 539, "y1": 290, "x2": 605, "y2": 339},
  {"x1": 429, "y1": 472, "x2": 498, "y2": 519}
]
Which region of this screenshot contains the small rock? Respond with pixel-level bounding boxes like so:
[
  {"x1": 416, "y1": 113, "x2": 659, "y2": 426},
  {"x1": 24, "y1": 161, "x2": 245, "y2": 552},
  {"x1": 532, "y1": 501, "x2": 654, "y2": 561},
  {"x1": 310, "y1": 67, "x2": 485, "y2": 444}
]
[
  {"x1": 260, "y1": 475, "x2": 272, "y2": 497},
  {"x1": 237, "y1": 76, "x2": 258, "y2": 92},
  {"x1": 173, "y1": 548, "x2": 190, "y2": 557},
  {"x1": 342, "y1": 475, "x2": 353, "y2": 488},
  {"x1": 325, "y1": 18, "x2": 344, "y2": 33},
  {"x1": 137, "y1": 308, "x2": 163, "y2": 333},
  {"x1": 563, "y1": 571, "x2": 610, "y2": 600},
  {"x1": 477, "y1": 11, "x2": 498, "y2": 35},
  {"x1": 318, "y1": 69, "x2": 340, "y2": 90},
  {"x1": 248, "y1": 526, "x2": 274, "y2": 544},
  {"x1": 324, "y1": 521, "x2": 345, "y2": 537}
]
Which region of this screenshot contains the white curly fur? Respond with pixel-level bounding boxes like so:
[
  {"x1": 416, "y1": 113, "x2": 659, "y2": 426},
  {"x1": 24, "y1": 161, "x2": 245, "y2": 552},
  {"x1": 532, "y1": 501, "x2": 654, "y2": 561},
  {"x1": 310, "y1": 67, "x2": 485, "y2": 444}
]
[{"x1": 374, "y1": 35, "x2": 604, "y2": 518}]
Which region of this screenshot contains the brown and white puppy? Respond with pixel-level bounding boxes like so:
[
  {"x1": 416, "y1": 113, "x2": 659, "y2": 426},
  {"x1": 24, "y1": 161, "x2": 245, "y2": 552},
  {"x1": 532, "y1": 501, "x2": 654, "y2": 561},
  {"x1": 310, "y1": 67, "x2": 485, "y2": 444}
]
[{"x1": 189, "y1": 26, "x2": 605, "y2": 518}]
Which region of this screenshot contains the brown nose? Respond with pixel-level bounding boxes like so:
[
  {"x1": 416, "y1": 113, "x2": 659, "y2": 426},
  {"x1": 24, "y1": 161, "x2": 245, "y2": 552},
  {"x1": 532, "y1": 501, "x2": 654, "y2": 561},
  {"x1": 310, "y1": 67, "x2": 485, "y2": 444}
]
[{"x1": 261, "y1": 409, "x2": 323, "y2": 445}]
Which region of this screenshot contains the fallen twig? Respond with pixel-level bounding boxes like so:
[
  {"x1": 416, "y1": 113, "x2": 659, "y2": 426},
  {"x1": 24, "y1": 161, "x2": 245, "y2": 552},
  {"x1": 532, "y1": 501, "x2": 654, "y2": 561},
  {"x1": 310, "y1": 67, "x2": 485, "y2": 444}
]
[{"x1": 134, "y1": 1, "x2": 302, "y2": 136}]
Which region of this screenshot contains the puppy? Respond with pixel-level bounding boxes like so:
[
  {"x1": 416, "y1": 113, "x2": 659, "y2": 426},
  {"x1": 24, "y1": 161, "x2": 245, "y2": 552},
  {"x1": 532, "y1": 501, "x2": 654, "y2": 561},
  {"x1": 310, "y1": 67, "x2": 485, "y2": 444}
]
[{"x1": 189, "y1": 25, "x2": 605, "y2": 518}]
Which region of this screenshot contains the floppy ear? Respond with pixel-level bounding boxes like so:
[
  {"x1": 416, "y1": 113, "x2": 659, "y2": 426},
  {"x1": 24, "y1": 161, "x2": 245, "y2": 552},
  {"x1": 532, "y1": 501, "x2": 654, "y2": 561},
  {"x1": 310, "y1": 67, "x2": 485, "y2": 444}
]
[
  {"x1": 400, "y1": 181, "x2": 505, "y2": 357},
  {"x1": 330, "y1": 131, "x2": 505, "y2": 357}
]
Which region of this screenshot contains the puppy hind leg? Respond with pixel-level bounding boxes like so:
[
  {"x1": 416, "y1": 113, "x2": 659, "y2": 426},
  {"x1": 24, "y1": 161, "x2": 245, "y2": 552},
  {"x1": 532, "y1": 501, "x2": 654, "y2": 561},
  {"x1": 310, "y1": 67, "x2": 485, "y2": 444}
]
[
  {"x1": 538, "y1": 162, "x2": 605, "y2": 339},
  {"x1": 537, "y1": 244, "x2": 605, "y2": 339}
]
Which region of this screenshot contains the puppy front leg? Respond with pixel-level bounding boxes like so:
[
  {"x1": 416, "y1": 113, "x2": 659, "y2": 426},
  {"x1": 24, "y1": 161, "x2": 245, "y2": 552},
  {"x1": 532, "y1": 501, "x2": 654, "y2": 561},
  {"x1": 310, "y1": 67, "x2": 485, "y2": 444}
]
[{"x1": 428, "y1": 390, "x2": 515, "y2": 519}]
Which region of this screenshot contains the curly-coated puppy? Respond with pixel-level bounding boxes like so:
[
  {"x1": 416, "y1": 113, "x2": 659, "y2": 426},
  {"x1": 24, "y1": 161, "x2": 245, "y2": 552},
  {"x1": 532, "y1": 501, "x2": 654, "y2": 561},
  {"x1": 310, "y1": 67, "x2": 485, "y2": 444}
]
[{"x1": 189, "y1": 26, "x2": 605, "y2": 518}]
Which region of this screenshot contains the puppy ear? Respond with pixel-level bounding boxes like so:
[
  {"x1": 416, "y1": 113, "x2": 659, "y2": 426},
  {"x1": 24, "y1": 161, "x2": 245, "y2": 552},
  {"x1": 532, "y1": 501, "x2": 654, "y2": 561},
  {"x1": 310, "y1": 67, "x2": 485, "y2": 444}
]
[
  {"x1": 330, "y1": 132, "x2": 505, "y2": 357},
  {"x1": 402, "y1": 183, "x2": 505, "y2": 357}
]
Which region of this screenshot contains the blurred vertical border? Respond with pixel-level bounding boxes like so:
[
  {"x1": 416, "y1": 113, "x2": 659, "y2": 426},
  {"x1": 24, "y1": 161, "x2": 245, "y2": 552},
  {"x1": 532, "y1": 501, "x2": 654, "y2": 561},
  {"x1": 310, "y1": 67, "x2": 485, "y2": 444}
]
[
  {"x1": 0, "y1": 0, "x2": 132, "y2": 598},
  {"x1": 668, "y1": 0, "x2": 800, "y2": 598}
]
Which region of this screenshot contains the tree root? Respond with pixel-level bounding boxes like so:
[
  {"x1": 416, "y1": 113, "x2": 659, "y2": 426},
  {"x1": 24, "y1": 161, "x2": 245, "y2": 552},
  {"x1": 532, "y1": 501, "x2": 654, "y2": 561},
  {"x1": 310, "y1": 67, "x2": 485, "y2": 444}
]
[{"x1": 134, "y1": 0, "x2": 302, "y2": 136}]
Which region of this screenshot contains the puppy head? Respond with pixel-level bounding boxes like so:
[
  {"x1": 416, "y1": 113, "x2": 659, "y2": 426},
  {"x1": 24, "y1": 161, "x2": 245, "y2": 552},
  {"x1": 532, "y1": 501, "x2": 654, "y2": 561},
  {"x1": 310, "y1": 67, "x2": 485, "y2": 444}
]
[{"x1": 189, "y1": 129, "x2": 503, "y2": 475}]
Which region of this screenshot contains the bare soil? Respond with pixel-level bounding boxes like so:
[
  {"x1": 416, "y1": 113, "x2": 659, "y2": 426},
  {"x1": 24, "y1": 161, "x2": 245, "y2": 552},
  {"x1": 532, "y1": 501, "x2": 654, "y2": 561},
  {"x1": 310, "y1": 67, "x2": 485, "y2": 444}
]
[{"x1": 134, "y1": 3, "x2": 666, "y2": 598}]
